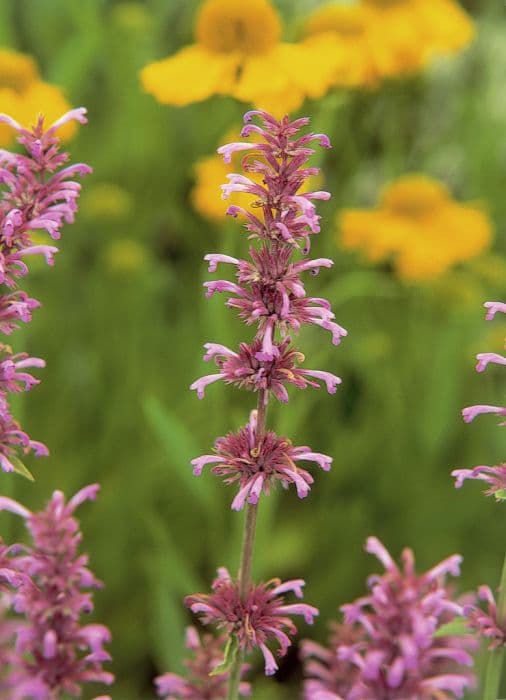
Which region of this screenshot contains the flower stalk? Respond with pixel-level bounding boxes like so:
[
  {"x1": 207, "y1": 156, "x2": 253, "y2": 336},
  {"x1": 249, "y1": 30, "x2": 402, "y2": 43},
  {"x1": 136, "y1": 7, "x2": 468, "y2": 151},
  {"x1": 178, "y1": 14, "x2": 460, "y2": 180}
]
[{"x1": 182, "y1": 110, "x2": 344, "y2": 698}]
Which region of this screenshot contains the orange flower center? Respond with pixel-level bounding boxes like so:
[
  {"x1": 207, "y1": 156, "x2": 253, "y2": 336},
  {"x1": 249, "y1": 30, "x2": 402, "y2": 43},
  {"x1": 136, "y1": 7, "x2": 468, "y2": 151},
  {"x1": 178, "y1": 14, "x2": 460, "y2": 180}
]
[
  {"x1": 196, "y1": 0, "x2": 281, "y2": 55},
  {"x1": 381, "y1": 177, "x2": 450, "y2": 218}
]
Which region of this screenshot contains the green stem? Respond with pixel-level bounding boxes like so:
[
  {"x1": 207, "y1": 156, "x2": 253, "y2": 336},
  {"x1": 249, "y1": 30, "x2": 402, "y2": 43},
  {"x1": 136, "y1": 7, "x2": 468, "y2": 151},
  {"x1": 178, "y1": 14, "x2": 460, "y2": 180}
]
[
  {"x1": 226, "y1": 389, "x2": 268, "y2": 700},
  {"x1": 483, "y1": 553, "x2": 506, "y2": 700}
]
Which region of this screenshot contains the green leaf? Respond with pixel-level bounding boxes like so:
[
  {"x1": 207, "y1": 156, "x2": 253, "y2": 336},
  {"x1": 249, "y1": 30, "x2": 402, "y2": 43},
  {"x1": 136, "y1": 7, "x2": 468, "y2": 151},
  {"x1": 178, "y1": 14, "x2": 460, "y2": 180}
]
[
  {"x1": 434, "y1": 617, "x2": 469, "y2": 638},
  {"x1": 143, "y1": 395, "x2": 213, "y2": 512},
  {"x1": 210, "y1": 634, "x2": 239, "y2": 676},
  {"x1": 9, "y1": 456, "x2": 35, "y2": 482}
]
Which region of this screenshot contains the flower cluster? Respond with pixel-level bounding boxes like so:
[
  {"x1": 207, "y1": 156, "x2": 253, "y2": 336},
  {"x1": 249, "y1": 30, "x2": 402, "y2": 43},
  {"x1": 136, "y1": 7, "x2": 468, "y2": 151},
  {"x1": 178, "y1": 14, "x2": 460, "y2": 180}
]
[
  {"x1": 0, "y1": 107, "x2": 90, "y2": 478},
  {"x1": 452, "y1": 301, "x2": 506, "y2": 496},
  {"x1": 339, "y1": 175, "x2": 492, "y2": 280},
  {"x1": 192, "y1": 409, "x2": 332, "y2": 510},
  {"x1": 141, "y1": 0, "x2": 473, "y2": 115},
  {"x1": 186, "y1": 568, "x2": 318, "y2": 676},
  {"x1": 155, "y1": 626, "x2": 251, "y2": 699},
  {"x1": 0, "y1": 485, "x2": 113, "y2": 700},
  {"x1": 0, "y1": 48, "x2": 76, "y2": 147},
  {"x1": 302, "y1": 537, "x2": 476, "y2": 700},
  {"x1": 141, "y1": 0, "x2": 341, "y2": 115},
  {"x1": 304, "y1": 0, "x2": 474, "y2": 89}
]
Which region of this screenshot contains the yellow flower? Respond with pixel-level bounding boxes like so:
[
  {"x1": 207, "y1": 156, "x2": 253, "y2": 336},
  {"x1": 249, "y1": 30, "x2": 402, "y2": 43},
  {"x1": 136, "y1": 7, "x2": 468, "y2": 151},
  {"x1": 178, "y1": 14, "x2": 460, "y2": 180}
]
[
  {"x1": 140, "y1": 0, "x2": 339, "y2": 116},
  {"x1": 304, "y1": 0, "x2": 474, "y2": 88},
  {"x1": 339, "y1": 175, "x2": 492, "y2": 281},
  {"x1": 192, "y1": 128, "x2": 321, "y2": 221},
  {"x1": 0, "y1": 48, "x2": 76, "y2": 146}
]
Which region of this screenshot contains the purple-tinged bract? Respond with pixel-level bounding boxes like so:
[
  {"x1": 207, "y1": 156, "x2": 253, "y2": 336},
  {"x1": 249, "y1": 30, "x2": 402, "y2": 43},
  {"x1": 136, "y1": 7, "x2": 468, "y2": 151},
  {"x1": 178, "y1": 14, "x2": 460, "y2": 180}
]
[{"x1": 185, "y1": 567, "x2": 318, "y2": 676}]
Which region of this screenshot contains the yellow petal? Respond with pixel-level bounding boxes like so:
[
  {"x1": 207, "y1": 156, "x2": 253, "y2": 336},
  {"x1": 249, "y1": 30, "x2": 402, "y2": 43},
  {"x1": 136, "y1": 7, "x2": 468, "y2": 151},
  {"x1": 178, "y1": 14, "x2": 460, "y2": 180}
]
[
  {"x1": 234, "y1": 49, "x2": 305, "y2": 115},
  {"x1": 17, "y1": 82, "x2": 76, "y2": 140},
  {"x1": 140, "y1": 45, "x2": 239, "y2": 106},
  {"x1": 0, "y1": 87, "x2": 22, "y2": 146}
]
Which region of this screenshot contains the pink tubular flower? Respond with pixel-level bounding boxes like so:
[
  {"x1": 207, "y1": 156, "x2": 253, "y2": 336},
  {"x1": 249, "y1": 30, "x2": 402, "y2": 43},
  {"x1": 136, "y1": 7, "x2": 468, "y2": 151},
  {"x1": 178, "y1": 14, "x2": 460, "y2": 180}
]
[
  {"x1": 332, "y1": 537, "x2": 476, "y2": 700},
  {"x1": 452, "y1": 464, "x2": 506, "y2": 499},
  {"x1": 191, "y1": 338, "x2": 341, "y2": 402},
  {"x1": 0, "y1": 485, "x2": 114, "y2": 699},
  {"x1": 155, "y1": 627, "x2": 250, "y2": 699},
  {"x1": 185, "y1": 568, "x2": 318, "y2": 676},
  {"x1": 192, "y1": 409, "x2": 332, "y2": 510},
  {"x1": 464, "y1": 585, "x2": 506, "y2": 649}
]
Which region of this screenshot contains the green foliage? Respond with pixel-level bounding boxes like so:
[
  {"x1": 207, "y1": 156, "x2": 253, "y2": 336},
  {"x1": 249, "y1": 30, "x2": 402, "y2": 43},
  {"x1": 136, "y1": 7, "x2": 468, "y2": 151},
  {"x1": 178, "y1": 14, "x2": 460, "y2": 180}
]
[{"x1": 0, "y1": 1, "x2": 504, "y2": 698}]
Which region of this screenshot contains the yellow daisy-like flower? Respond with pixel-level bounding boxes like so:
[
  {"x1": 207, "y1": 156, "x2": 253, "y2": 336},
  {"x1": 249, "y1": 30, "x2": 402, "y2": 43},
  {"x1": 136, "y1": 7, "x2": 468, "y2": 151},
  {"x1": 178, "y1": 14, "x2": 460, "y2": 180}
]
[
  {"x1": 304, "y1": 0, "x2": 474, "y2": 88},
  {"x1": 339, "y1": 175, "x2": 492, "y2": 281},
  {"x1": 0, "y1": 48, "x2": 76, "y2": 146},
  {"x1": 140, "y1": 0, "x2": 340, "y2": 116}
]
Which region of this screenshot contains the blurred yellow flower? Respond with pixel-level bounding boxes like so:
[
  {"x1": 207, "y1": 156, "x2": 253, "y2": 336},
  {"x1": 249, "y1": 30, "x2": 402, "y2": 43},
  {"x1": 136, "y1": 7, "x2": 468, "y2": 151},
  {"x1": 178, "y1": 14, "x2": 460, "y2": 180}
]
[
  {"x1": 140, "y1": 0, "x2": 340, "y2": 116},
  {"x1": 192, "y1": 128, "x2": 321, "y2": 221},
  {"x1": 103, "y1": 239, "x2": 148, "y2": 273},
  {"x1": 0, "y1": 48, "x2": 76, "y2": 146},
  {"x1": 304, "y1": 0, "x2": 474, "y2": 87},
  {"x1": 339, "y1": 175, "x2": 492, "y2": 280},
  {"x1": 81, "y1": 183, "x2": 133, "y2": 222}
]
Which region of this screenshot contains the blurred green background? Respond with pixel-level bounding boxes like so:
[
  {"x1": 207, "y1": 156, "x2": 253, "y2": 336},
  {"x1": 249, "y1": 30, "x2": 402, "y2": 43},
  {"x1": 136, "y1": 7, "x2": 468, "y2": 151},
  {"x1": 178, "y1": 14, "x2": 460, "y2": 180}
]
[{"x1": 0, "y1": 0, "x2": 505, "y2": 697}]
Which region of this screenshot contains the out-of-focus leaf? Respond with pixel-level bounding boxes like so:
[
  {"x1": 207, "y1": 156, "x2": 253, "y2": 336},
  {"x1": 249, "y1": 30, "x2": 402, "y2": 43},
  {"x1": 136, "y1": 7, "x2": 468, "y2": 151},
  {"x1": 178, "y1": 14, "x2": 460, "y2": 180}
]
[
  {"x1": 434, "y1": 618, "x2": 470, "y2": 638},
  {"x1": 143, "y1": 394, "x2": 214, "y2": 512}
]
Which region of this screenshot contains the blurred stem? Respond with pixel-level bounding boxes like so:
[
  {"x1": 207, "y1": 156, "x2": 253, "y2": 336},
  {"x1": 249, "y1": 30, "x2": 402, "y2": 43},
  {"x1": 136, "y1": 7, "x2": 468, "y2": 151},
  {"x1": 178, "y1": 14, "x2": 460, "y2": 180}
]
[
  {"x1": 227, "y1": 389, "x2": 268, "y2": 700},
  {"x1": 483, "y1": 552, "x2": 506, "y2": 700}
]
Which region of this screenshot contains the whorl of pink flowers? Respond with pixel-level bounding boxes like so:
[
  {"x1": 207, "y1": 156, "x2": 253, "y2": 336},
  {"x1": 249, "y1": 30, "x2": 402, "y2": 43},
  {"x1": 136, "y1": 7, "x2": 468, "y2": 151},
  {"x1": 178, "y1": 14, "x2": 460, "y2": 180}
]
[
  {"x1": 192, "y1": 409, "x2": 332, "y2": 510},
  {"x1": 0, "y1": 485, "x2": 113, "y2": 700},
  {"x1": 452, "y1": 300, "x2": 506, "y2": 495},
  {"x1": 155, "y1": 626, "x2": 251, "y2": 699},
  {"x1": 303, "y1": 538, "x2": 476, "y2": 700},
  {"x1": 185, "y1": 567, "x2": 318, "y2": 676},
  {"x1": 0, "y1": 109, "x2": 90, "y2": 478}
]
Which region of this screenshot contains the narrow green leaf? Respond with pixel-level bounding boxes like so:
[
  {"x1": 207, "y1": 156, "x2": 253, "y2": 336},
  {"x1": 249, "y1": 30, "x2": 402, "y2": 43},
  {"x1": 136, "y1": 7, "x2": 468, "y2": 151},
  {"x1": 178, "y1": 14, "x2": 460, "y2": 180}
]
[
  {"x1": 9, "y1": 456, "x2": 35, "y2": 482},
  {"x1": 210, "y1": 634, "x2": 239, "y2": 676},
  {"x1": 143, "y1": 395, "x2": 213, "y2": 512}
]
